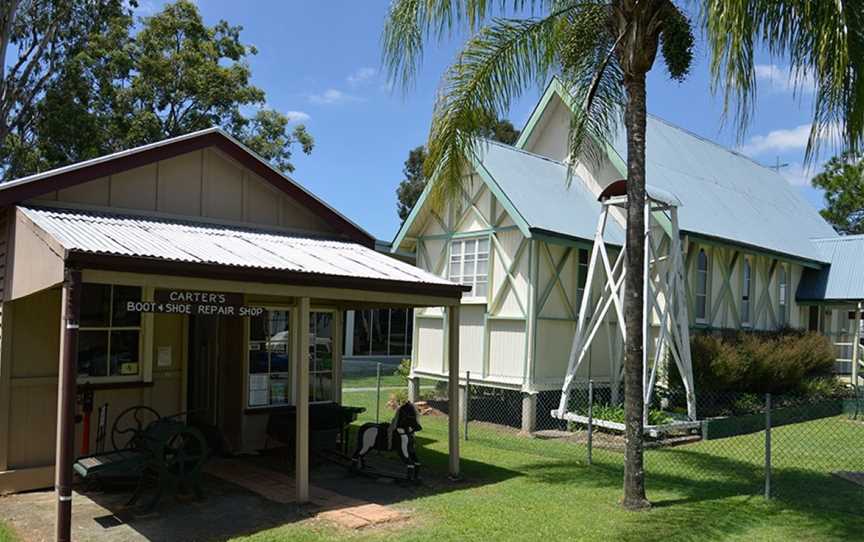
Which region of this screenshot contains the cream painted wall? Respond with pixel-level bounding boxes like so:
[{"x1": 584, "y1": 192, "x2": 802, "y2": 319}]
[
  {"x1": 411, "y1": 173, "x2": 533, "y2": 389},
  {"x1": 30, "y1": 147, "x2": 339, "y2": 236}
]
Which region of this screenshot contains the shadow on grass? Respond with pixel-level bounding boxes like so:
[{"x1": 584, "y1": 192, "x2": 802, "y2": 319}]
[{"x1": 514, "y1": 446, "x2": 863, "y2": 542}]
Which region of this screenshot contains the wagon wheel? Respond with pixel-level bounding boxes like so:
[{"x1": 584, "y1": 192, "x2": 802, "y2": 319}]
[
  {"x1": 154, "y1": 425, "x2": 209, "y2": 488},
  {"x1": 112, "y1": 406, "x2": 161, "y2": 451}
]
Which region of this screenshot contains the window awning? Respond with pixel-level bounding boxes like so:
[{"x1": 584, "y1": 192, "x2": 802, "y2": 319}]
[{"x1": 19, "y1": 206, "x2": 467, "y2": 299}]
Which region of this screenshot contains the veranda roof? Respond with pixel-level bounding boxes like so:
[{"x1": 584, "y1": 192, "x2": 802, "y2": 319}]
[
  {"x1": 21, "y1": 206, "x2": 466, "y2": 298},
  {"x1": 798, "y1": 236, "x2": 864, "y2": 302}
]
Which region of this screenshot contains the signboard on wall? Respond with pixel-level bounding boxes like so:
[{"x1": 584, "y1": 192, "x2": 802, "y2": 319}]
[{"x1": 126, "y1": 289, "x2": 266, "y2": 317}]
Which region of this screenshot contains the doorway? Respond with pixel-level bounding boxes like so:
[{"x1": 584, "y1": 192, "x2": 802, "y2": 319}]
[{"x1": 187, "y1": 315, "x2": 244, "y2": 452}]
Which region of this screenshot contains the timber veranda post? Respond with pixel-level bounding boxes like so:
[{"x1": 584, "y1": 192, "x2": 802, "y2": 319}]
[
  {"x1": 295, "y1": 297, "x2": 311, "y2": 503},
  {"x1": 55, "y1": 268, "x2": 82, "y2": 542},
  {"x1": 447, "y1": 304, "x2": 460, "y2": 479}
]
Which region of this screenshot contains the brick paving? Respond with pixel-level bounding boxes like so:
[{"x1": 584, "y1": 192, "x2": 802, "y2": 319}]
[{"x1": 205, "y1": 458, "x2": 404, "y2": 529}]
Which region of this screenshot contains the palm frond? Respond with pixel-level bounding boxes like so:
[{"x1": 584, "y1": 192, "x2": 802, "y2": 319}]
[
  {"x1": 424, "y1": 10, "x2": 578, "y2": 210},
  {"x1": 702, "y1": 0, "x2": 864, "y2": 161},
  {"x1": 382, "y1": 0, "x2": 594, "y2": 91},
  {"x1": 556, "y1": 4, "x2": 625, "y2": 174}
]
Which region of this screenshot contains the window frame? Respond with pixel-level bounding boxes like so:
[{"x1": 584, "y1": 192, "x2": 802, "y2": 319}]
[
  {"x1": 778, "y1": 264, "x2": 788, "y2": 326},
  {"x1": 246, "y1": 306, "x2": 293, "y2": 409},
  {"x1": 449, "y1": 235, "x2": 490, "y2": 303},
  {"x1": 694, "y1": 249, "x2": 709, "y2": 324},
  {"x1": 76, "y1": 283, "x2": 145, "y2": 385},
  {"x1": 741, "y1": 257, "x2": 752, "y2": 327},
  {"x1": 309, "y1": 308, "x2": 337, "y2": 403}
]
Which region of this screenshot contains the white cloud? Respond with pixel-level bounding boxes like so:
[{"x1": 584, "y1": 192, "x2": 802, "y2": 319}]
[
  {"x1": 308, "y1": 89, "x2": 361, "y2": 105},
  {"x1": 347, "y1": 67, "x2": 376, "y2": 86},
  {"x1": 754, "y1": 63, "x2": 817, "y2": 94},
  {"x1": 284, "y1": 110, "x2": 310, "y2": 123},
  {"x1": 740, "y1": 124, "x2": 813, "y2": 155}
]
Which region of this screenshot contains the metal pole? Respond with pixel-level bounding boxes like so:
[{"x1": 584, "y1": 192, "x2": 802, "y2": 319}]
[
  {"x1": 587, "y1": 380, "x2": 594, "y2": 465},
  {"x1": 375, "y1": 362, "x2": 381, "y2": 423},
  {"x1": 465, "y1": 371, "x2": 470, "y2": 441},
  {"x1": 55, "y1": 268, "x2": 81, "y2": 542},
  {"x1": 764, "y1": 392, "x2": 772, "y2": 500}
]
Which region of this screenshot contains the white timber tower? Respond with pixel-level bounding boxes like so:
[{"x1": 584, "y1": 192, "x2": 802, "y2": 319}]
[{"x1": 553, "y1": 180, "x2": 697, "y2": 427}]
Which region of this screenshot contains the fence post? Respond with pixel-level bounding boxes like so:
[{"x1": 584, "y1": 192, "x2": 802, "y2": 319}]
[
  {"x1": 375, "y1": 362, "x2": 381, "y2": 423},
  {"x1": 465, "y1": 371, "x2": 470, "y2": 440},
  {"x1": 587, "y1": 380, "x2": 594, "y2": 466},
  {"x1": 764, "y1": 392, "x2": 772, "y2": 500}
]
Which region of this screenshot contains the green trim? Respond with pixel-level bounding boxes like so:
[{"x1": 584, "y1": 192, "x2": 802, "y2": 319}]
[
  {"x1": 391, "y1": 177, "x2": 437, "y2": 252},
  {"x1": 529, "y1": 228, "x2": 596, "y2": 250},
  {"x1": 468, "y1": 151, "x2": 533, "y2": 239},
  {"x1": 687, "y1": 232, "x2": 824, "y2": 270},
  {"x1": 418, "y1": 225, "x2": 519, "y2": 241},
  {"x1": 515, "y1": 77, "x2": 626, "y2": 177}
]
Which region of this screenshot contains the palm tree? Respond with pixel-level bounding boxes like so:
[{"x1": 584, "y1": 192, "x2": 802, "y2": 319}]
[{"x1": 383, "y1": 0, "x2": 864, "y2": 509}]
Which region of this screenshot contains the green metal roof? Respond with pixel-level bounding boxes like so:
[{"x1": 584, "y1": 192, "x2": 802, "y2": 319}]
[
  {"x1": 516, "y1": 78, "x2": 837, "y2": 265},
  {"x1": 798, "y1": 236, "x2": 864, "y2": 302},
  {"x1": 474, "y1": 141, "x2": 623, "y2": 245}
]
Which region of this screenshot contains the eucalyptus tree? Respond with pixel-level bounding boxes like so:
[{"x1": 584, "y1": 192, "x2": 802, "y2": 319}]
[{"x1": 383, "y1": 0, "x2": 864, "y2": 509}]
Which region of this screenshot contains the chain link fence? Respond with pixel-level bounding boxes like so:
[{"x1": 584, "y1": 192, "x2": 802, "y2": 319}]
[{"x1": 344, "y1": 365, "x2": 864, "y2": 516}]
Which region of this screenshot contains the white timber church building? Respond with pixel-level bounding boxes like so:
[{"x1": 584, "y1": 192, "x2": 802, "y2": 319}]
[{"x1": 393, "y1": 78, "x2": 864, "y2": 432}]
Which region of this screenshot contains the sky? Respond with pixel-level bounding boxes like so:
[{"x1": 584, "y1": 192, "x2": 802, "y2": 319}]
[{"x1": 140, "y1": 1, "x2": 832, "y2": 241}]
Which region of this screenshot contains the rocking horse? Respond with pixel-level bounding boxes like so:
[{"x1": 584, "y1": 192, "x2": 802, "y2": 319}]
[{"x1": 352, "y1": 402, "x2": 422, "y2": 482}]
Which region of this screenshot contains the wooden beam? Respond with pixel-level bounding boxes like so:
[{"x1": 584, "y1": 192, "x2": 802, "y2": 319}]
[
  {"x1": 55, "y1": 268, "x2": 81, "y2": 542},
  {"x1": 447, "y1": 305, "x2": 460, "y2": 479},
  {"x1": 295, "y1": 297, "x2": 311, "y2": 502}
]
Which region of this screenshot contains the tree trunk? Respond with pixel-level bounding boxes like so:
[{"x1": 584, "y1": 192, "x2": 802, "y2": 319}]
[{"x1": 622, "y1": 71, "x2": 650, "y2": 510}]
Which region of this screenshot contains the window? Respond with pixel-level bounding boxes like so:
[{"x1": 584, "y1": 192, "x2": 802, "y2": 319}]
[
  {"x1": 577, "y1": 248, "x2": 589, "y2": 304},
  {"x1": 248, "y1": 310, "x2": 291, "y2": 407},
  {"x1": 741, "y1": 258, "x2": 752, "y2": 326},
  {"x1": 695, "y1": 250, "x2": 709, "y2": 322},
  {"x1": 778, "y1": 265, "x2": 788, "y2": 326},
  {"x1": 350, "y1": 308, "x2": 413, "y2": 357},
  {"x1": 450, "y1": 237, "x2": 489, "y2": 298},
  {"x1": 309, "y1": 312, "x2": 334, "y2": 402},
  {"x1": 78, "y1": 284, "x2": 142, "y2": 381}
]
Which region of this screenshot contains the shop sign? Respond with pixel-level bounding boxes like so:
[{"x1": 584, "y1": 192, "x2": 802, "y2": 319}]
[{"x1": 125, "y1": 289, "x2": 266, "y2": 317}]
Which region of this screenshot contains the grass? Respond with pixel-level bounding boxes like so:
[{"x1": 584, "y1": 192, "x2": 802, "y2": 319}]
[
  {"x1": 238, "y1": 390, "x2": 864, "y2": 541},
  {"x1": 341, "y1": 373, "x2": 404, "y2": 389},
  {"x1": 0, "y1": 522, "x2": 18, "y2": 542}
]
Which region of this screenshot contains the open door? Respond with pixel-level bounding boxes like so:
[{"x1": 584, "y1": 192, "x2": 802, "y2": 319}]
[{"x1": 187, "y1": 315, "x2": 244, "y2": 453}]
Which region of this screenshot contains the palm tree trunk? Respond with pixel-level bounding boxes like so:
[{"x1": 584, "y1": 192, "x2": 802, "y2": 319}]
[{"x1": 622, "y1": 71, "x2": 650, "y2": 510}]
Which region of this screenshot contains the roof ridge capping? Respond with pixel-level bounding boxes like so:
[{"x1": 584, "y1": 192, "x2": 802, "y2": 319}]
[{"x1": 543, "y1": 75, "x2": 792, "y2": 178}]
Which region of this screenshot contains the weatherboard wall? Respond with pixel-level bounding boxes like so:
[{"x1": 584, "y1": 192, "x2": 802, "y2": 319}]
[{"x1": 28, "y1": 147, "x2": 339, "y2": 236}]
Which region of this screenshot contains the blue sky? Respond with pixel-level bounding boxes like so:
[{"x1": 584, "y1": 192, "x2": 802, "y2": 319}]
[{"x1": 141, "y1": 1, "x2": 830, "y2": 241}]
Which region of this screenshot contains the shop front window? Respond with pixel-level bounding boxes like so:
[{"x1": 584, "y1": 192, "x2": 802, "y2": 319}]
[
  {"x1": 248, "y1": 310, "x2": 290, "y2": 407},
  {"x1": 77, "y1": 283, "x2": 142, "y2": 381},
  {"x1": 309, "y1": 312, "x2": 334, "y2": 402},
  {"x1": 350, "y1": 308, "x2": 413, "y2": 357}
]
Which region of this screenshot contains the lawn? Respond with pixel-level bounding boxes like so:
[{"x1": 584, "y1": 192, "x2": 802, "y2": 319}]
[
  {"x1": 234, "y1": 390, "x2": 864, "y2": 542},
  {"x1": 0, "y1": 522, "x2": 17, "y2": 542}
]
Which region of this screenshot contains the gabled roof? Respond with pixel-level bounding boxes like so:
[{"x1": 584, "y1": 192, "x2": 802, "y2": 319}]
[
  {"x1": 476, "y1": 141, "x2": 623, "y2": 244},
  {"x1": 516, "y1": 78, "x2": 837, "y2": 265},
  {"x1": 23, "y1": 206, "x2": 464, "y2": 298},
  {"x1": 0, "y1": 127, "x2": 375, "y2": 247},
  {"x1": 798, "y1": 236, "x2": 864, "y2": 302},
  {"x1": 391, "y1": 140, "x2": 622, "y2": 251}
]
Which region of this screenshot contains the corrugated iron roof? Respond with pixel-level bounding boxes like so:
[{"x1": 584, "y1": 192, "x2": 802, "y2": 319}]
[
  {"x1": 475, "y1": 140, "x2": 624, "y2": 245},
  {"x1": 797, "y1": 236, "x2": 864, "y2": 301},
  {"x1": 607, "y1": 115, "x2": 836, "y2": 263},
  {"x1": 22, "y1": 206, "x2": 460, "y2": 291}
]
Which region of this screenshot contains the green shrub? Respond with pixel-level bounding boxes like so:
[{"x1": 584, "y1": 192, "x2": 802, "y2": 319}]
[
  {"x1": 394, "y1": 358, "x2": 411, "y2": 384},
  {"x1": 570, "y1": 404, "x2": 674, "y2": 427},
  {"x1": 677, "y1": 329, "x2": 835, "y2": 395}
]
